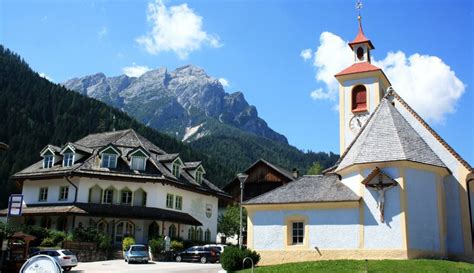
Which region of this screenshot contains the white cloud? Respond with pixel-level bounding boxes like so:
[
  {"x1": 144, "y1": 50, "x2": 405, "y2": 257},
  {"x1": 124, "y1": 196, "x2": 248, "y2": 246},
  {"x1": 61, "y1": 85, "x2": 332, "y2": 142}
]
[
  {"x1": 39, "y1": 73, "x2": 53, "y2": 82},
  {"x1": 136, "y1": 0, "x2": 221, "y2": 59},
  {"x1": 304, "y1": 32, "x2": 465, "y2": 123},
  {"x1": 218, "y1": 78, "x2": 229, "y2": 87},
  {"x1": 300, "y1": 48, "x2": 312, "y2": 61},
  {"x1": 122, "y1": 64, "x2": 151, "y2": 77},
  {"x1": 98, "y1": 26, "x2": 108, "y2": 39}
]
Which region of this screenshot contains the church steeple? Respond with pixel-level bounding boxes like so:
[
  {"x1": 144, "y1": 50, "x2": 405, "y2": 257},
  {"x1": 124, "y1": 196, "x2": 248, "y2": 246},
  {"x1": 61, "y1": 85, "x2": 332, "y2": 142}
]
[
  {"x1": 334, "y1": 2, "x2": 391, "y2": 155},
  {"x1": 348, "y1": 15, "x2": 374, "y2": 63}
]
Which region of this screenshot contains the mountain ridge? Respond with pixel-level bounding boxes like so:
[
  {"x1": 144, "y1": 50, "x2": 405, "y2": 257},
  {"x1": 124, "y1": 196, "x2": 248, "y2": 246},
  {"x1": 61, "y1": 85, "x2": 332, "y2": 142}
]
[{"x1": 64, "y1": 65, "x2": 288, "y2": 144}]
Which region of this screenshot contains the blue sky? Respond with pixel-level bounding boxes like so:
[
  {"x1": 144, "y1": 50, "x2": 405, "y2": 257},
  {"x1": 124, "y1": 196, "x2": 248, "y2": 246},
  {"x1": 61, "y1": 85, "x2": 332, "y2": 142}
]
[{"x1": 1, "y1": 0, "x2": 473, "y2": 165}]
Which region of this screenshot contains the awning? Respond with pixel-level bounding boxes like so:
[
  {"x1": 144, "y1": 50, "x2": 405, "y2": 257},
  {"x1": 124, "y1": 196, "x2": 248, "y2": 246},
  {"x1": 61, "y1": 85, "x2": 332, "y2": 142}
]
[{"x1": 0, "y1": 202, "x2": 202, "y2": 226}]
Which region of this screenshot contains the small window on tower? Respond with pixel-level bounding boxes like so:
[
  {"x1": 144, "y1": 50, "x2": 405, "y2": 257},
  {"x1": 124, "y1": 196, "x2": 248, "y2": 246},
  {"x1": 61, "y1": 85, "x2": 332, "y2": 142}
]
[
  {"x1": 352, "y1": 85, "x2": 367, "y2": 112},
  {"x1": 357, "y1": 47, "x2": 364, "y2": 61}
]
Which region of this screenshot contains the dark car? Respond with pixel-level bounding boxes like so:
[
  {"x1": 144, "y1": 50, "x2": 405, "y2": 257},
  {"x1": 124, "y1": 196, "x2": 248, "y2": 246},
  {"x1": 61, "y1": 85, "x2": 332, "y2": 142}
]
[{"x1": 174, "y1": 246, "x2": 220, "y2": 263}]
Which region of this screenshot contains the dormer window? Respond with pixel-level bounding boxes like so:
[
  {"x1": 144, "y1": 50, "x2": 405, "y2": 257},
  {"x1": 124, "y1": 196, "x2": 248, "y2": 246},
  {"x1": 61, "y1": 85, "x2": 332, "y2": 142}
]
[
  {"x1": 173, "y1": 162, "x2": 181, "y2": 178},
  {"x1": 43, "y1": 154, "x2": 54, "y2": 168},
  {"x1": 63, "y1": 153, "x2": 74, "y2": 167},
  {"x1": 131, "y1": 156, "x2": 146, "y2": 171},
  {"x1": 101, "y1": 153, "x2": 117, "y2": 168},
  {"x1": 196, "y1": 171, "x2": 203, "y2": 184}
]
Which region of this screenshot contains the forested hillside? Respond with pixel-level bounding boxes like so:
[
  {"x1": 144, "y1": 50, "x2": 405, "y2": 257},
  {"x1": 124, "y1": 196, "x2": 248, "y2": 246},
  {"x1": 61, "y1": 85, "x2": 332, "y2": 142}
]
[{"x1": 0, "y1": 46, "x2": 233, "y2": 208}]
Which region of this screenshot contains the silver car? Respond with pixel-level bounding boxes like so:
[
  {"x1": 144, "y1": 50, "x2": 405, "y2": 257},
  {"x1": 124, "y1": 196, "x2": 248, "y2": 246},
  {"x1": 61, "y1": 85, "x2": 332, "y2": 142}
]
[
  {"x1": 32, "y1": 249, "x2": 78, "y2": 271},
  {"x1": 124, "y1": 244, "x2": 150, "y2": 264}
]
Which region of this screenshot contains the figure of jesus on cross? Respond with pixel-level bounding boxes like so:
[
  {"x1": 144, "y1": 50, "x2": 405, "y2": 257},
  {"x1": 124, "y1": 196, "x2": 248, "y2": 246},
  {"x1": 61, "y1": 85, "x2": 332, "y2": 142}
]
[{"x1": 366, "y1": 174, "x2": 398, "y2": 223}]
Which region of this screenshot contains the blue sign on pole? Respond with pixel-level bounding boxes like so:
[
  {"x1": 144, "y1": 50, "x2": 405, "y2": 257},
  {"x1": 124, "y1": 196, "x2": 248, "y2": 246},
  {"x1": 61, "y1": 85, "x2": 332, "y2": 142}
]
[{"x1": 8, "y1": 194, "x2": 23, "y2": 217}]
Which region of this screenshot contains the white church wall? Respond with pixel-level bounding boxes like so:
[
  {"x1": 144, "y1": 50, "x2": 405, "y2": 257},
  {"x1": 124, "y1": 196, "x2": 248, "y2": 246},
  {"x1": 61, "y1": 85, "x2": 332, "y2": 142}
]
[
  {"x1": 341, "y1": 171, "x2": 363, "y2": 196},
  {"x1": 308, "y1": 208, "x2": 359, "y2": 249},
  {"x1": 406, "y1": 168, "x2": 440, "y2": 251},
  {"x1": 444, "y1": 175, "x2": 464, "y2": 253},
  {"x1": 252, "y1": 208, "x2": 359, "y2": 251}
]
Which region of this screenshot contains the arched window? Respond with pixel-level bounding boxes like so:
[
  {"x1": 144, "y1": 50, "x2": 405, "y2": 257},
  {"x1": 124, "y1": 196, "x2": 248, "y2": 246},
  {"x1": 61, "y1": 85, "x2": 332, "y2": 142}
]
[
  {"x1": 204, "y1": 229, "x2": 211, "y2": 242},
  {"x1": 148, "y1": 222, "x2": 160, "y2": 239},
  {"x1": 168, "y1": 224, "x2": 177, "y2": 238},
  {"x1": 356, "y1": 47, "x2": 364, "y2": 61},
  {"x1": 115, "y1": 221, "x2": 134, "y2": 244},
  {"x1": 196, "y1": 228, "x2": 203, "y2": 242},
  {"x1": 352, "y1": 85, "x2": 367, "y2": 112},
  {"x1": 97, "y1": 220, "x2": 108, "y2": 234},
  {"x1": 188, "y1": 227, "x2": 195, "y2": 241}
]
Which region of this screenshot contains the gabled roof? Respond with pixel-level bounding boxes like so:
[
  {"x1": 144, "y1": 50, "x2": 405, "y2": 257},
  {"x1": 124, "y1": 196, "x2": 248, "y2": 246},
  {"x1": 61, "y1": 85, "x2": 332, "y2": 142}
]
[
  {"x1": 335, "y1": 97, "x2": 447, "y2": 172},
  {"x1": 223, "y1": 158, "x2": 294, "y2": 190},
  {"x1": 12, "y1": 129, "x2": 229, "y2": 199},
  {"x1": 183, "y1": 161, "x2": 202, "y2": 170},
  {"x1": 335, "y1": 62, "x2": 382, "y2": 77},
  {"x1": 75, "y1": 129, "x2": 165, "y2": 154},
  {"x1": 40, "y1": 145, "x2": 61, "y2": 156},
  {"x1": 360, "y1": 167, "x2": 398, "y2": 186},
  {"x1": 244, "y1": 174, "x2": 360, "y2": 205}
]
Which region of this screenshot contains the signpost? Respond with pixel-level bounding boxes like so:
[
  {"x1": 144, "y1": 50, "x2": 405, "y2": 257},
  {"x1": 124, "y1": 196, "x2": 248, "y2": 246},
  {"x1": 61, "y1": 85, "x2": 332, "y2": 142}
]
[{"x1": 8, "y1": 194, "x2": 23, "y2": 218}]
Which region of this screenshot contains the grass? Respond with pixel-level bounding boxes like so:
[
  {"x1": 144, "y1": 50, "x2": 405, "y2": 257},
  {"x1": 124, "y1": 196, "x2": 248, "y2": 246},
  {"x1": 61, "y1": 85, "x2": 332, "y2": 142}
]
[{"x1": 237, "y1": 259, "x2": 474, "y2": 272}]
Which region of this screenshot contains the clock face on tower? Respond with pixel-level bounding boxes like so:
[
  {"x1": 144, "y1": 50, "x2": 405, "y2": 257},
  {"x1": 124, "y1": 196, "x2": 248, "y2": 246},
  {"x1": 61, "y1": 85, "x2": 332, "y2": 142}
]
[{"x1": 349, "y1": 112, "x2": 370, "y2": 134}]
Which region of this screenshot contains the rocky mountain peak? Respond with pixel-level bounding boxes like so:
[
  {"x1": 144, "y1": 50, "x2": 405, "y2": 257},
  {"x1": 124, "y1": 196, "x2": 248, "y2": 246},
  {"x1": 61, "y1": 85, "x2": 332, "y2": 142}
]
[{"x1": 63, "y1": 65, "x2": 288, "y2": 144}]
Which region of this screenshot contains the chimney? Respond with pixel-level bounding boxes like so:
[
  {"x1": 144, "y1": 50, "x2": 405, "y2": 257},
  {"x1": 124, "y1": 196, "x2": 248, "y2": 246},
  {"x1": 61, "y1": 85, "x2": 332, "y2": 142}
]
[{"x1": 292, "y1": 168, "x2": 299, "y2": 179}]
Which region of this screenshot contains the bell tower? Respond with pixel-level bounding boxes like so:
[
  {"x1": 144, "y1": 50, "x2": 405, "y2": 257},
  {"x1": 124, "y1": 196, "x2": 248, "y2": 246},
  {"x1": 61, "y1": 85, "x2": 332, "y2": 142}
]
[{"x1": 335, "y1": 5, "x2": 391, "y2": 155}]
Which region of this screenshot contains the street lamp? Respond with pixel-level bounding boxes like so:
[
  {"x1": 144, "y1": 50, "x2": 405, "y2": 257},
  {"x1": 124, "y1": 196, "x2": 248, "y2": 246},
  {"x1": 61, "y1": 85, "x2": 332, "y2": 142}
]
[{"x1": 237, "y1": 173, "x2": 248, "y2": 250}]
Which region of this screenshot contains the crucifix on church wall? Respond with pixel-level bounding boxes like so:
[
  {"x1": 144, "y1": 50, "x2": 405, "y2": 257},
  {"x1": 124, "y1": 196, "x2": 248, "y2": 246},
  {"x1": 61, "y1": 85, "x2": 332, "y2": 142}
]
[{"x1": 365, "y1": 172, "x2": 398, "y2": 223}]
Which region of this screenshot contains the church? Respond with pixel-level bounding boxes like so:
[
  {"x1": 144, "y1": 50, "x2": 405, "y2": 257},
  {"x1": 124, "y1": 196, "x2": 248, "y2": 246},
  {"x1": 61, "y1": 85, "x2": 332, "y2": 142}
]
[{"x1": 243, "y1": 15, "x2": 473, "y2": 265}]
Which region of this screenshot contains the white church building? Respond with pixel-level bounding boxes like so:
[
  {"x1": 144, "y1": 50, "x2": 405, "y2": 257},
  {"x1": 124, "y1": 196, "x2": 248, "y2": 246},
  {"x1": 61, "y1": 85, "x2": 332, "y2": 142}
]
[{"x1": 244, "y1": 16, "x2": 473, "y2": 265}]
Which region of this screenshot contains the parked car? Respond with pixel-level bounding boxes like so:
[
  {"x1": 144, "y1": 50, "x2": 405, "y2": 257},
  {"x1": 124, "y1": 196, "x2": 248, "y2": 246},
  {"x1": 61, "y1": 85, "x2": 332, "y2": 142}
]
[
  {"x1": 31, "y1": 249, "x2": 78, "y2": 271},
  {"x1": 174, "y1": 246, "x2": 220, "y2": 264},
  {"x1": 124, "y1": 244, "x2": 150, "y2": 264},
  {"x1": 203, "y1": 244, "x2": 227, "y2": 253}
]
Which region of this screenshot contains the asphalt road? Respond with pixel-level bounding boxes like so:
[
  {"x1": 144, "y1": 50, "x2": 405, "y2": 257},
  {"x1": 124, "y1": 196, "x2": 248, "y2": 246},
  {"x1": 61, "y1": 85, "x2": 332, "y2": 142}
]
[{"x1": 71, "y1": 259, "x2": 225, "y2": 273}]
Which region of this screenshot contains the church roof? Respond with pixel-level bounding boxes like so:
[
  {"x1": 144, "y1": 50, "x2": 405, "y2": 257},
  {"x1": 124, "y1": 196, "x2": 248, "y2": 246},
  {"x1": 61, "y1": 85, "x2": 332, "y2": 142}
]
[
  {"x1": 243, "y1": 174, "x2": 360, "y2": 205},
  {"x1": 348, "y1": 20, "x2": 374, "y2": 49},
  {"x1": 335, "y1": 62, "x2": 382, "y2": 77},
  {"x1": 335, "y1": 97, "x2": 447, "y2": 172}
]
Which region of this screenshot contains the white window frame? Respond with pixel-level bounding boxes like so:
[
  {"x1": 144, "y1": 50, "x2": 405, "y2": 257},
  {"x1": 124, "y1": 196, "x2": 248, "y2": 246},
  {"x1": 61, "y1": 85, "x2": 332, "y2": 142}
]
[
  {"x1": 121, "y1": 190, "x2": 132, "y2": 205},
  {"x1": 103, "y1": 189, "x2": 114, "y2": 204},
  {"x1": 166, "y1": 194, "x2": 174, "y2": 208},
  {"x1": 196, "y1": 171, "x2": 203, "y2": 184},
  {"x1": 63, "y1": 153, "x2": 74, "y2": 167},
  {"x1": 58, "y1": 186, "x2": 69, "y2": 201},
  {"x1": 130, "y1": 156, "x2": 146, "y2": 171},
  {"x1": 172, "y1": 163, "x2": 181, "y2": 178},
  {"x1": 43, "y1": 155, "x2": 54, "y2": 168},
  {"x1": 38, "y1": 187, "x2": 48, "y2": 202},
  {"x1": 101, "y1": 153, "x2": 117, "y2": 169},
  {"x1": 175, "y1": 196, "x2": 183, "y2": 210}
]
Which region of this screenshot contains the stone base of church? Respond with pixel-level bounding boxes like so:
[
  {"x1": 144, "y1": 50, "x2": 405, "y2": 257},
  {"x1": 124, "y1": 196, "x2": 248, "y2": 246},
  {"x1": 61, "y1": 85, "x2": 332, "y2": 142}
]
[{"x1": 256, "y1": 249, "x2": 446, "y2": 265}]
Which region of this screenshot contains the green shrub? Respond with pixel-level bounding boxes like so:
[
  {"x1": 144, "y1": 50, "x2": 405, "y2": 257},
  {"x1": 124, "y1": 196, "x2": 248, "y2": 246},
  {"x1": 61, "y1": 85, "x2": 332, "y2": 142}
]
[
  {"x1": 40, "y1": 237, "x2": 56, "y2": 247},
  {"x1": 72, "y1": 227, "x2": 99, "y2": 242},
  {"x1": 170, "y1": 240, "x2": 184, "y2": 251},
  {"x1": 98, "y1": 233, "x2": 111, "y2": 251},
  {"x1": 149, "y1": 237, "x2": 164, "y2": 255},
  {"x1": 220, "y1": 246, "x2": 260, "y2": 272},
  {"x1": 49, "y1": 231, "x2": 66, "y2": 246},
  {"x1": 122, "y1": 237, "x2": 135, "y2": 251}
]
